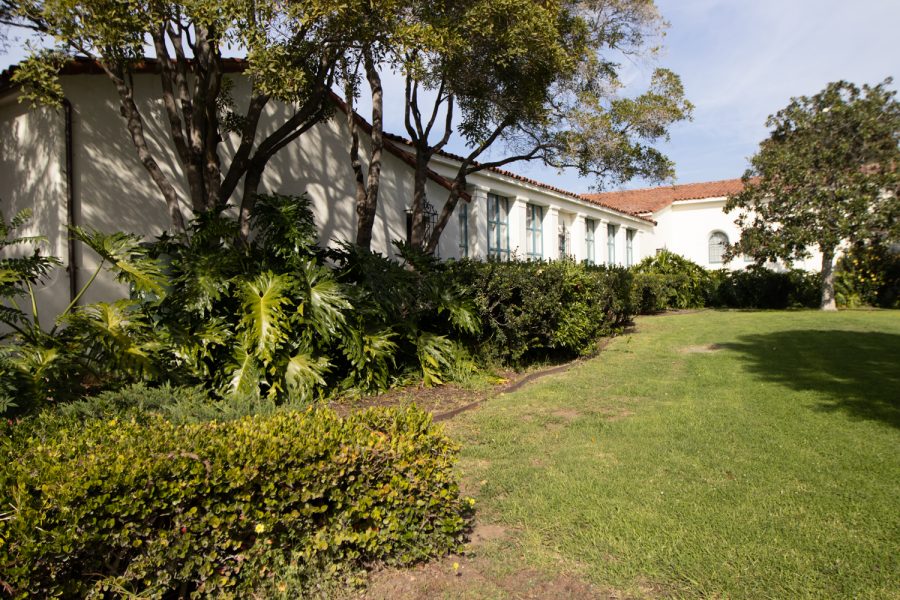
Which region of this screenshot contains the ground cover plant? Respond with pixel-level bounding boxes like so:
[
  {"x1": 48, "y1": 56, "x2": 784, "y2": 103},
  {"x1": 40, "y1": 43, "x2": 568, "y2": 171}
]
[
  {"x1": 0, "y1": 405, "x2": 471, "y2": 597},
  {"x1": 444, "y1": 310, "x2": 899, "y2": 599}
]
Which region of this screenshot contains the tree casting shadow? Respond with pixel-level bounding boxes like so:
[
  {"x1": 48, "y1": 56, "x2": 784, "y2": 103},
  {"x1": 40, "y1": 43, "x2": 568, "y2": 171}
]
[{"x1": 721, "y1": 329, "x2": 900, "y2": 429}]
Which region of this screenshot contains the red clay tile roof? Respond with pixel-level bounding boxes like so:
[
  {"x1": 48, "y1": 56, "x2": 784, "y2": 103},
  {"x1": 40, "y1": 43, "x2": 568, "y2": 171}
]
[{"x1": 581, "y1": 178, "x2": 750, "y2": 215}]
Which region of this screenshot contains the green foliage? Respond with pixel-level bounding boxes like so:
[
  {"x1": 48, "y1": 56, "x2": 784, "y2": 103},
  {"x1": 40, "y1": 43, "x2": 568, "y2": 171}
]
[
  {"x1": 835, "y1": 239, "x2": 900, "y2": 308},
  {"x1": 625, "y1": 251, "x2": 821, "y2": 312},
  {"x1": 708, "y1": 265, "x2": 821, "y2": 310},
  {"x1": 725, "y1": 79, "x2": 900, "y2": 308},
  {"x1": 0, "y1": 195, "x2": 485, "y2": 415},
  {"x1": 447, "y1": 259, "x2": 635, "y2": 365},
  {"x1": 632, "y1": 249, "x2": 714, "y2": 311},
  {"x1": 0, "y1": 405, "x2": 471, "y2": 597}
]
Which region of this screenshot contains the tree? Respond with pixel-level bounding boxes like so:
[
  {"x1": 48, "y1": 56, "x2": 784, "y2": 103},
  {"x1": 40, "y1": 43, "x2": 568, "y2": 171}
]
[
  {"x1": 725, "y1": 79, "x2": 900, "y2": 310},
  {"x1": 397, "y1": 0, "x2": 692, "y2": 253},
  {"x1": 3, "y1": 0, "x2": 351, "y2": 238}
]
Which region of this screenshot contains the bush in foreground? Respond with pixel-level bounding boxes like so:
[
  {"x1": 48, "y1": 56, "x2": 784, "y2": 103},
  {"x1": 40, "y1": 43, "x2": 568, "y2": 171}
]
[{"x1": 0, "y1": 406, "x2": 470, "y2": 597}]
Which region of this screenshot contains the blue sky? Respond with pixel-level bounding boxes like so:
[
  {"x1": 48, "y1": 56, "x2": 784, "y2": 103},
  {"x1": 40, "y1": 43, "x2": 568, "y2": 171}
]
[{"x1": 3, "y1": 0, "x2": 898, "y2": 193}]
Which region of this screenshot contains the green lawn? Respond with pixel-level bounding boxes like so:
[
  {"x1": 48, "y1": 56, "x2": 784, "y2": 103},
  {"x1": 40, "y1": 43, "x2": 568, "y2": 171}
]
[{"x1": 448, "y1": 310, "x2": 900, "y2": 599}]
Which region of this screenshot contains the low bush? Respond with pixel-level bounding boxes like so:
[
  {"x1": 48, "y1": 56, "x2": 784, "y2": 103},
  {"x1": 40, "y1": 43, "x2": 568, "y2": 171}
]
[
  {"x1": 447, "y1": 259, "x2": 634, "y2": 364},
  {"x1": 835, "y1": 239, "x2": 900, "y2": 308},
  {"x1": 632, "y1": 250, "x2": 714, "y2": 311},
  {"x1": 0, "y1": 405, "x2": 470, "y2": 598},
  {"x1": 710, "y1": 265, "x2": 820, "y2": 309}
]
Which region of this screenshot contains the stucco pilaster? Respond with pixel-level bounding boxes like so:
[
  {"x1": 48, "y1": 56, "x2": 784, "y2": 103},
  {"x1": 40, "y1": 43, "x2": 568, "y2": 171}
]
[
  {"x1": 511, "y1": 196, "x2": 529, "y2": 259},
  {"x1": 469, "y1": 185, "x2": 490, "y2": 259}
]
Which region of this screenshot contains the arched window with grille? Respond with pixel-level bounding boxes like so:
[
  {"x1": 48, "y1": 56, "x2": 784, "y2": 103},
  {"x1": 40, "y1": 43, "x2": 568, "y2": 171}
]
[{"x1": 708, "y1": 231, "x2": 729, "y2": 264}]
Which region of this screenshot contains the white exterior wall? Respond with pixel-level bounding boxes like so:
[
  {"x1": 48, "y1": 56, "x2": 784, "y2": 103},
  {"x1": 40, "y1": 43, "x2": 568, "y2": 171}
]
[
  {"x1": 645, "y1": 197, "x2": 822, "y2": 271},
  {"x1": 0, "y1": 94, "x2": 70, "y2": 317},
  {"x1": 2, "y1": 71, "x2": 655, "y2": 317}
]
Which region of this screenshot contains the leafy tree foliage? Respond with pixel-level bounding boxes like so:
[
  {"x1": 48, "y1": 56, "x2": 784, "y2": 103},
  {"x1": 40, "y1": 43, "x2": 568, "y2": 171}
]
[
  {"x1": 397, "y1": 0, "x2": 693, "y2": 252},
  {"x1": 725, "y1": 79, "x2": 900, "y2": 310},
  {"x1": 4, "y1": 0, "x2": 349, "y2": 237}
]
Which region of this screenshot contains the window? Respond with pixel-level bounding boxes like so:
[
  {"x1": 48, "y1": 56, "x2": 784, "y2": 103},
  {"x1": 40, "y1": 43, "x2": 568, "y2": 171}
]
[
  {"x1": 525, "y1": 204, "x2": 543, "y2": 260},
  {"x1": 458, "y1": 202, "x2": 469, "y2": 258},
  {"x1": 558, "y1": 222, "x2": 570, "y2": 258},
  {"x1": 585, "y1": 218, "x2": 596, "y2": 265},
  {"x1": 708, "y1": 231, "x2": 728, "y2": 264},
  {"x1": 607, "y1": 223, "x2": 616, "y2": 264},
  {"x1": 487, "y1": 193, "x2": 510, "y2": 260},
  {"x1": 625, "y1": 229, "x2": 635, "y2": 267}
]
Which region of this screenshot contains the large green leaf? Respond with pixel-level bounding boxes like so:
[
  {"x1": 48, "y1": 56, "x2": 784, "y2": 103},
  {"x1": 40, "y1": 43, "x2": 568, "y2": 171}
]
[
  {"x1": 71, "y1": 226, "x2": 167, "y2": 298},
  {"x1": 283, "y1": 351, "x2": 331, "y2": 402},
  {"x1": 296, "y1": 261, "x2": 351, "y2": 340},
  {"x1": 240, "y1": 271, "x2": 292, "y2": 363}
]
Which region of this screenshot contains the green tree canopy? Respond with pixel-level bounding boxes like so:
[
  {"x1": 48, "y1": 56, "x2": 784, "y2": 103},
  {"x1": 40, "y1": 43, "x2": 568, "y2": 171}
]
[
  {"x1": 397, "y1": 0, "x2": 693, "y2": 252},
  {"x1": 3, "y1": 0, "x2": 355, "y2": 237},
  {"x1": 725, "y1": 79, "x2": 900, "y2": 310}
]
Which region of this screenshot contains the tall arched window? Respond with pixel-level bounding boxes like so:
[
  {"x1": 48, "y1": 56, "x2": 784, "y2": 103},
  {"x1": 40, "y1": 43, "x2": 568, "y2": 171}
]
[{"x1": 708, "y1": 231, "x2": 729, "y2": 264}]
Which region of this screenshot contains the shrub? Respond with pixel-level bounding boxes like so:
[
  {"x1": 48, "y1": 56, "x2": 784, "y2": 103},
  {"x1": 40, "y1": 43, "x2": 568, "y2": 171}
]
[
  {"x1": 0, "y1": 405, "x2": 470, "y2": 598},
  {"x1": 710, "y1": 265, "x2": 820, "y2": 309},
  {"x1": 835, "y1": 239, "x2": 900, "y2": 308},
  {"x1": 632, "y1": 250, "x2": 713, "y2": 310},
  {"x1": 447, "y1": 259, "x2": 634, "y2": 364}
]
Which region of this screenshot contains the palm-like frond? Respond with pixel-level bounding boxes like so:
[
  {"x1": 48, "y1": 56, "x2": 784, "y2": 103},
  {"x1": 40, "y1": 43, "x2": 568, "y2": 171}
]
[
  {"x1": 341, "y1": 328, "x2": 398, "y2": 393},
  {"x1": 65, "y1": 300, "x2": 157, "y2": 377},
  {"x1": 223, "y1": 340, "x2": 262, "y2": 400},
  {"x1": 71, "y1": 226, "x2": 167, "y2": 298},
  {"x1": 415, "y1": 331, "x2": 455, "y2": 387},
  {"x1": 240, "y1": 271, "x2": 292, "y2": 363},
  {"x1": 296, "y1": 261, "x2": 351, "y2": 340},
  {"x1": 437, "y1": 288, "x2": 482, "y2": 336},
  {"x1": 283, "y1": 350, "x2": 331, "y2": 403}
]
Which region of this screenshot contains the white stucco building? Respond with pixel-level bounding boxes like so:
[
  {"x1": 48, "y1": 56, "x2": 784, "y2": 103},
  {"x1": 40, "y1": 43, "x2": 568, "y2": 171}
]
[
  {"x1": 0, "y1": 59, "x2": 820, "y2": 318},
  {"x1": 583, "y1": 180, "x2": 824, "y2": 272},
  {"x1": 0, "y1": 60, "x2": 656, "y2": 316}
]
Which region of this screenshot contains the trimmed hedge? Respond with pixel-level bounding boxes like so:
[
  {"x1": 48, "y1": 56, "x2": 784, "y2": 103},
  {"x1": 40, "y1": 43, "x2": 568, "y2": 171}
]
[
  {"x1": 0, "y1": 406, "x2": 470, "y2": 597},
  {"x1": 447, "y1": 259, "x2": 635, "y2": 364},
  {"x1": 709, "y1": 265, "x2": 820, "y2": 309}
]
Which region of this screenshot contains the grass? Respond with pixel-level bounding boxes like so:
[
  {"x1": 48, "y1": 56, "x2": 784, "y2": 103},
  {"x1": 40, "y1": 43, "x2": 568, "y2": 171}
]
[{"x1": 446, "y1": 310, "x2": 900, "y2": 599}]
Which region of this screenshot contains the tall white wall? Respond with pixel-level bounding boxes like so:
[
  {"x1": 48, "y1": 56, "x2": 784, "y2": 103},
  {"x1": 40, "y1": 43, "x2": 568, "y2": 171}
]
[
  {"x1": 0, "y1": 95, "x2": 70, "y2": 318},
  {"x1": 3, "y1": 71, "x2": 655, "y2": 319}
]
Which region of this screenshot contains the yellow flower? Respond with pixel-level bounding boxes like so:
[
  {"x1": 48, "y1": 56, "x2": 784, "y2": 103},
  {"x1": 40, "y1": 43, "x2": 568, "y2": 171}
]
[{"x1": 255, "y1": 523, "x2": 266, "y2": 534}]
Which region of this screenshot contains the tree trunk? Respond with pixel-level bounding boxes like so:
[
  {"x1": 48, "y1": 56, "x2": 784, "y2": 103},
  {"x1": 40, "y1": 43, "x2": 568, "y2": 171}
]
[
  {"x1": 355, "y1": 52, "x2": 384, "y2": 249},
  {"x1": 410, "y1": 151, "x2": 430, "y2": 249},
  {"x1": 820, "y1": 246, "x2": 838, "y2": 311}
]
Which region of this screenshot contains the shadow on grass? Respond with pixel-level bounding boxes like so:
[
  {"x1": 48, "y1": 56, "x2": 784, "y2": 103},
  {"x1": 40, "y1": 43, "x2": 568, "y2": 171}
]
[{"x1": 722, "y1": 330, "x2": 900, "y2": 428}]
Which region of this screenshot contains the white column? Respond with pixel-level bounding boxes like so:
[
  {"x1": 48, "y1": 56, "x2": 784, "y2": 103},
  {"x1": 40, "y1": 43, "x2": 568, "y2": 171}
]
[
  {"x1": 469, "y1": 185, "x2": 489, "y2": 259},
  {"x1": 511, "y1": 196, "x2": 529, "y2": 260},
  {"x1": 546, "y1": 207, "x2": 560, "y2": 260},
  {"x1": 572, "y1": 213, "x2": 586, "y2": 263},
  {"x1": 599, "y1": 218, "x2": 611, "y2": 264},
  {"x1": 635, "y1": 229, "x2": 645, "y2": 263}
]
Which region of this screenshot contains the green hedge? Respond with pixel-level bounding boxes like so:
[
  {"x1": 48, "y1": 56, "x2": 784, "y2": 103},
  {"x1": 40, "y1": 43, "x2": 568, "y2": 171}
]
[
  {"x1": 632, "y1": 250, "x2": 714, "y2": 311},
  {"x1": 709, "y1": 265, "x2": 820, "y2": 309},
  {"x1": 0, "y1": 406, "x2": 470, "y2": 597},
  {"x1": 447, "y1": 259, "x2": 635, "y2": 364}
]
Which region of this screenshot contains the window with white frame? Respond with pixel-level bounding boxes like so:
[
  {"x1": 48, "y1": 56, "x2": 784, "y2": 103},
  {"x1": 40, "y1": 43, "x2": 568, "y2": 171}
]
[
  {"x1": 585, "y1": 218, "x2": 596, "y2": 265},
  {"x1": 626, "y1": 229, "x2": 635, "y2": 266},
  {"x1": 487, "y1": 193, "x2": 510, "y2": 260},
  {"x1": 607, "y1": 223, "x2": 616, "y2": 264},
  {"x1": 558, "y1": 221, "x2": 570, "y2": 258},
  {"x1": 708, "y1": 231, "x2": 728, "y2": 263},
  {"x1": 525, "y1": 204, "x2": 543, "y2": 260},
  {"x1": 458, "y1": 202, "x2": 469, "y2": 258}
]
